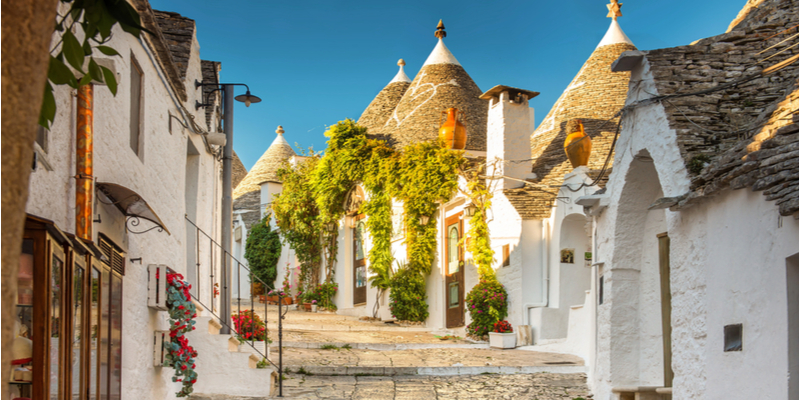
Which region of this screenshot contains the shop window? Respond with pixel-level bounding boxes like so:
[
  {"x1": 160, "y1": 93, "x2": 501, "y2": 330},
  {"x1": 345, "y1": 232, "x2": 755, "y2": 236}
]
[{"x1": 14, "y1": 215, "x2": 124, "y2": 400}]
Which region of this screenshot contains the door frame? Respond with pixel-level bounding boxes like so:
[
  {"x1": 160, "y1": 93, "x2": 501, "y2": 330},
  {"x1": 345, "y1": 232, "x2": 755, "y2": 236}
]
[
  {"x1": 352, "y1": 214, "x2": 367, "y2": 306},
  {"x1": 444, "y1": 212, "x2": 465, "y2": 328}
]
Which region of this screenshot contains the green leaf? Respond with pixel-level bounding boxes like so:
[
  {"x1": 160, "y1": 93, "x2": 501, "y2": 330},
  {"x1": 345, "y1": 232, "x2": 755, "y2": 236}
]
[
  {"x1": 105, "y1": 0, "x2": 152, "y2": 37},
  {"x1": 83, "y1": 40, "x2": 93, "y2": 56},
  {"x1": 96, "y1": 45, "x2": 120, "y2": 57},
  {"x1": 88, "y1": 58, "x2": 104, "y2": 83},
  {"x1": 78, "y1": 73, "x2": 93, "y2": 87},
  {"x1": 48, "y1": 56, "x2": 78, "y2": 87},
  {"x1": 62, "y1": 30, "x2": 85, "y2": 73},
  {"x1": 39, "y1": 82, "x2": 56, "y2": 129},
  {"x1": 100, "y1": 65, "x2": 117, "y2": 95},
  {"x1": 96, "y1": 4, "x2": 115, "y2": 40}
]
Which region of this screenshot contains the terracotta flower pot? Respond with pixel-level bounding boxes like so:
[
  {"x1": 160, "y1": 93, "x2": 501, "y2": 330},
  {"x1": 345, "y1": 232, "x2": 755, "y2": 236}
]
[
  {"x1": 439, "y1": 108, "x2": 467, "y2": 150},
  {"x1": 258, "y1": 295, "x2": 267, "y2": 303},
  {"x1": 302, "y1": 303, "x2": 312, "y2": 312},
  {"x1": 564, "y1": 119, "x2": 592, "y2": 168},
  {"x1": 281, "y1": 297, "x2": 293, "y2": 305}
]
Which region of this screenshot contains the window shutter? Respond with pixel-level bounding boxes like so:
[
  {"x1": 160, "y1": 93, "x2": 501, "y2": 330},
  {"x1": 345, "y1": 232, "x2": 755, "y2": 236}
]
[{"x1": 99, "y1": 235, "x2": 126, "y2": 275}]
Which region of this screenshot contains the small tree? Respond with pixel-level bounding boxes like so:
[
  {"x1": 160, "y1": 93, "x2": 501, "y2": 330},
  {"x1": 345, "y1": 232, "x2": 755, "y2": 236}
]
[{"x1": 245, "y1": 215, "x2": 281, "y2": 290}]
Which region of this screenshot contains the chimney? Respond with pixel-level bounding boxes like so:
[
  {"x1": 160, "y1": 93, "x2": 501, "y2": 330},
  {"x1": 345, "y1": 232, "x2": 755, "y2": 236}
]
[{"x1": 481, "y1": 85, "x2": 538, "y2": 190}]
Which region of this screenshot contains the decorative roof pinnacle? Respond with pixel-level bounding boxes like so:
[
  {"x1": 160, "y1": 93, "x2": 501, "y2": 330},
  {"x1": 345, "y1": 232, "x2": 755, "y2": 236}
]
[
  {"x1": 435, "y1": 20, "x2": 446, "y2": 39},
  {"x1": 398, "y1": 59, "x2": 406, "y2": 67},
  {"x1": 607, "y1": 0, "x2": 623, "y2": 20},
  {"x1": 276, "y1": 126, "x2": 284, "y2": 136}
]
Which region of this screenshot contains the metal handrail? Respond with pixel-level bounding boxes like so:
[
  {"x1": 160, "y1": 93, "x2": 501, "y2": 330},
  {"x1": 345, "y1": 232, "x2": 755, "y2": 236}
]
[{"x1": 184, "y1": 215, "x2": 288, "y2": 388}]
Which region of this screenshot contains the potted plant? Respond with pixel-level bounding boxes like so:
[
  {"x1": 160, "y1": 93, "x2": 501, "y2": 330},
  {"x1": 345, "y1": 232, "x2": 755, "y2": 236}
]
[
  {"x1": 231, "y1": 310, "x2": 271, "y2": 358},
  {"x1": 252, "y1": 282, "x2": 266, "y2": 303},
  {"x1": 311, "y1": 300, "x2": 317, "y2": 312},
  {"x1": 488, "y1": 320, "x2": 516, "y2": 349}
]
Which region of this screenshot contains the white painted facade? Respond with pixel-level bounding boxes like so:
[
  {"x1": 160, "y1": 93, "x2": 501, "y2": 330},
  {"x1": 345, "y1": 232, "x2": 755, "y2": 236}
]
[
  {"x1": 25, "y1": 12, "x2": 273, "y2": 398},
  {"x1": 584, "y1": 54, "x2": 799, "y2": 400}
]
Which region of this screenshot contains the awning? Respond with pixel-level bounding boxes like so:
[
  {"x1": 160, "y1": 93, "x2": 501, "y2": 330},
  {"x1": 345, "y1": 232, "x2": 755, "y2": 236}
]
[{"x1": 96, "y1": 182, "x2": 171, "y2": 235}]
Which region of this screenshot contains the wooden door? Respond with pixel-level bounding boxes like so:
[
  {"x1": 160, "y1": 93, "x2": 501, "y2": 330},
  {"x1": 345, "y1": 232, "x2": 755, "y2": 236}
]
[
  {"x1": 658, "y1": 233, "x2": 674, "y2": 390},
  {"x1": 445, "y1": 213, "x2": 465, "y2": 328},
  {"x1": 353, "y1": 214, "x2": 367, "y2": 305}
]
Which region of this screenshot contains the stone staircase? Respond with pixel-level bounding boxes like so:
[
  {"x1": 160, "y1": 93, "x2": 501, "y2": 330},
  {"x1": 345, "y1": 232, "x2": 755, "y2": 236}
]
[{"x1": 185, "y1": 301, "x2": 276, "y2": 398}]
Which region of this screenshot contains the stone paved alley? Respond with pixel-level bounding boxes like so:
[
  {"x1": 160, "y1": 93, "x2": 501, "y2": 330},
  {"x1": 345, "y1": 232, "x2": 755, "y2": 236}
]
[{"x1": 212, "y1": 305, "x2": 592, "y2": 399}]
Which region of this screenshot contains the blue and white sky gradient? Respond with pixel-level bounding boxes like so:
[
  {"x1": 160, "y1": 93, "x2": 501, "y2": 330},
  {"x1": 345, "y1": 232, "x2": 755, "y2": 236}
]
[{"x1": 150, "y1": 0, "x2": 746, "y2": 169}]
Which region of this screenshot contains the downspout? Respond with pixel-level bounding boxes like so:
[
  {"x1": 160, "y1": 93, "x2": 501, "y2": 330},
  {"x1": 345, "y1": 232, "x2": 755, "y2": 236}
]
[
  {"x1": 523, "y1": 218, "x2": 550, "y2": 325},
  {"x1": 76, "y1": 84, "x2": 94, "y2": 241}
]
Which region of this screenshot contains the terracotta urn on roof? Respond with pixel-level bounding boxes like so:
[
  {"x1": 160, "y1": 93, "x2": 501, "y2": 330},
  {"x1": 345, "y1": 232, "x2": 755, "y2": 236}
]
[
  {"x1": 564, "y1": 119, "x2": 592, "y2": 168},
  {"x1": 439, "y1": 108, "x2": 467, "y2": 150}
]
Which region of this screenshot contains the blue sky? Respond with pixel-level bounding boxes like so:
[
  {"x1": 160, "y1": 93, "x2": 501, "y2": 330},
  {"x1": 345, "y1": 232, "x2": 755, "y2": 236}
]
[{"x1": 150, "y1": 0, "x2": 746, "y2": 170}]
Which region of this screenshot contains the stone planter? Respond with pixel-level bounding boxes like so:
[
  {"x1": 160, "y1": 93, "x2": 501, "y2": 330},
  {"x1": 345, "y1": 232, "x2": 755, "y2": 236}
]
[
  {"x1": 311, "y1": 305, "x2": 317, "y2": 312},
  {"x1": 489, "y1": 332, "x2": 516, "y2": 349}
]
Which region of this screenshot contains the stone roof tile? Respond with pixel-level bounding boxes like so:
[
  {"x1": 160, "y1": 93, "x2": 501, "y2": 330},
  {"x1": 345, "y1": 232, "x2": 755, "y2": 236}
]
[
  {"x1": 233, "y1": 128, "x2": 296, "y2": 199},
  {"x1": 153, "y1": 10, "x2": 195, "y2": 80},
  {"x1": 377, "y1": 31, "x2": 487, "y2": 151},
  {"x1": 526, "y1": 21, "x2": 637, "y2": 219},
  {"x1": 644, "y1": 0, "x2": 798, "y2": 215}
]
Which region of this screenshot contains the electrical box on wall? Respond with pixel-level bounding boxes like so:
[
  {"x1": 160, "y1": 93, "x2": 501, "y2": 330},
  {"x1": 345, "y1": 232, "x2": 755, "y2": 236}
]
[{"x1": 147, "y1": 264, "x2": 169, "y2": 310}]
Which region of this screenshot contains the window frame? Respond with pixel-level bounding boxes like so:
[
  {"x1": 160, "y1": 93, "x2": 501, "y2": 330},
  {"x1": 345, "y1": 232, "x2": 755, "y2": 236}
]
[{"x1": 129, "y1": 53, "x2": 144, "y2": 158}]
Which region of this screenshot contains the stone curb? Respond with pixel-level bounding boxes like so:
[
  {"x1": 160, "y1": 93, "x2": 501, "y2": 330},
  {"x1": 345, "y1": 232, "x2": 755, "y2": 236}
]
[
  {"x1": 277, "y1": 342, "x2": 488, "y2": 350},
  {"x1": 286, "y1": 365, "x2": 587, "y2": 376}
]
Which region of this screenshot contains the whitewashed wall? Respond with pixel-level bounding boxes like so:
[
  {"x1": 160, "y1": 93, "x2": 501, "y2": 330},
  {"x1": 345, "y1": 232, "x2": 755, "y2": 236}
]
[
  {"x1": 26, "y1": 22, "x2": 223, "y2": 399},
  {"x1": 590, "y1": 55, "x2": 799, "y2": 400}
]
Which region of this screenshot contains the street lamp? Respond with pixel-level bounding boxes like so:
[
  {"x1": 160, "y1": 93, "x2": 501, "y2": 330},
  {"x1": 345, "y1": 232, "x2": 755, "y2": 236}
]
[{"x1": 195, "y1": 81, "x2": 261, "y2": 334}]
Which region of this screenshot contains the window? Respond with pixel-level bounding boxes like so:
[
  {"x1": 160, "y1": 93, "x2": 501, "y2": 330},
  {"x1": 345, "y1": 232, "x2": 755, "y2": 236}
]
[
  {"x1": 502, "y1": 244, "x2": 510, "y2": 267},
  {"x1": 18, "y1": 216, "x2": 124, "y2": 400},
  {"x1": 36, "y1": 126, "x2": 48, "y2": 153},
  {"x1": 130, "y1": 55, "x2": 143, "y2": 156}
]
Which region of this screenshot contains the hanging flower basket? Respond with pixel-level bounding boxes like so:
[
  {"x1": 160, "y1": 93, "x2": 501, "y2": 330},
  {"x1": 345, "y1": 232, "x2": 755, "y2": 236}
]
[{"x1": 164, "y1": 271, "x2": 198, "y2": 397}]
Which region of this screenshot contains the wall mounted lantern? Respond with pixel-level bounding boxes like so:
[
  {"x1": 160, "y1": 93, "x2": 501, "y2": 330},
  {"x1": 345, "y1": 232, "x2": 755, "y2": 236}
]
[
  {"x1": 419, "y1": 215, "x2": 430, "y2": 226},
  {"x1": 464, "y1": 204, "x2": 478, "y2": 217}
]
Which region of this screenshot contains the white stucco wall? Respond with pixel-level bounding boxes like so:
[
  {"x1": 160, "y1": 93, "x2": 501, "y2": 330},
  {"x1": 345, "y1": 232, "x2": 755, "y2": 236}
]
[
  {"x1": 26, "y1": 22, "x2": 224, "y2": 399},
  {"x1": 590, "y1": 54, "x2": 799, "y2": 400}
]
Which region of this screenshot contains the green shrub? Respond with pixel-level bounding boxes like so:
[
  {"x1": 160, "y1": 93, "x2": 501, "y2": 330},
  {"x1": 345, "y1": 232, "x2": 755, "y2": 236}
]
[
  {"x1": 245, "y1": 215, "x2": 281, "y2": 290},
  {"x1": 465, "y1": 279, "x2": 508, "y2": 337},
  {"x1": 389, "y1": 265, "x2": 428, "y2": 322}
]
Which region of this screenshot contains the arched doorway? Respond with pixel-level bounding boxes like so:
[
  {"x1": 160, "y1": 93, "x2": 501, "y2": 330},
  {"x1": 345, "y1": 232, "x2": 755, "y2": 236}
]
[{"x1": 607, "y1": 150, "x2": 673, "y2": 389}]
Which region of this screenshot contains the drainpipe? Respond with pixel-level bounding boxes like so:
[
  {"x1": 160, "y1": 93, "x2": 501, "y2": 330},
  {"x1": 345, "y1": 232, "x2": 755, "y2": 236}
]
[
  {"x1": 76, "y1": 84, "x2": 94, "y2": 241},
  {"x1": 523, "y1": 218, "x2": 550, "y2": 326}
]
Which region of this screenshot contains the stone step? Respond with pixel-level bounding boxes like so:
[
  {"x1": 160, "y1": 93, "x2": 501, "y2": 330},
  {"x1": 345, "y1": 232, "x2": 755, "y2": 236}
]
[{"x1": 283, "y1": 364, "x2": 587, "y2": 376}]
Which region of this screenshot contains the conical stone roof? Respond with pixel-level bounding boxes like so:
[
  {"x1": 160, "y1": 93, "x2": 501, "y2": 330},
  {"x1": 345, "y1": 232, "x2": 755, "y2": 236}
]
[
  {"x1": 358, "y1": 59, "x2": 411, "y2": 135},
  {"x1": 233, "y1": 126, "x2": 296, "y2": 199},
  {"x1": 511, "y1": 9, "x2": 637, "y2": 219},
  {"x1": 379, "y1": 21, "x2": 488, "y2": 151}
]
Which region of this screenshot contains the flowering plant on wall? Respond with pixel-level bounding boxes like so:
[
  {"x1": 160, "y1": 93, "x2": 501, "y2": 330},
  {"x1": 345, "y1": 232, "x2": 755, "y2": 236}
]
[
  {"x1": 165, "y1": 272, "x2": 198, "y2": 397},
  {"x1": 465, "y1": 279, "x2": 508, "y2": 338},
  {"x1": 492, "y1": 320, "x2": 513, "y2": 333}
]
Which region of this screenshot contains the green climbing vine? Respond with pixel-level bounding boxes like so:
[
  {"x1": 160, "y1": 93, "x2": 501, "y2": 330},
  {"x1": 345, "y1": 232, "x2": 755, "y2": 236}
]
[
  {"x1": 272, "y1": 119, "x2": 500, "y2": 322},
  {"x1": 272, "y1": 152, "x2": 323, "y2": 290}
]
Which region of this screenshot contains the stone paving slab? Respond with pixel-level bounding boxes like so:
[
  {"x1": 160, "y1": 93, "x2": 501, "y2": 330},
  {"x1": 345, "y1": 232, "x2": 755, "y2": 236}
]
[
  {"x1": 279, "y1": 341, "x2": 486, "y2": 350},
  {"x1": 276, "y1": 347, "x2": 585, "y2": 377},
  {"x1": 269, "y1": 373, "x2": 591, "y2": 399}
]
